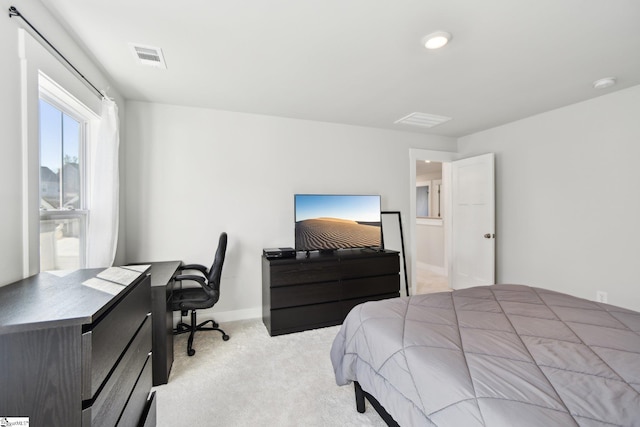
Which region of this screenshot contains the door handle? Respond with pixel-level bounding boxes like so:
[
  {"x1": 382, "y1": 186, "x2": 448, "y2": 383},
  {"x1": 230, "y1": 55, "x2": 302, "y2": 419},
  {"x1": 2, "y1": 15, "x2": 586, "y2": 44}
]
[{"x1": 484, "y1": 233, "x2": 495, "y2": 239}]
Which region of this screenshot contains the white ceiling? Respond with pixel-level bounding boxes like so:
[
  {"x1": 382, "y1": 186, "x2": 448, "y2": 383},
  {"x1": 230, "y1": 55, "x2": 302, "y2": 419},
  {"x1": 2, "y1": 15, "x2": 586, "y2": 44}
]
[{"x1": 43, "y1": 0, "x2": 640, "y2": 138}]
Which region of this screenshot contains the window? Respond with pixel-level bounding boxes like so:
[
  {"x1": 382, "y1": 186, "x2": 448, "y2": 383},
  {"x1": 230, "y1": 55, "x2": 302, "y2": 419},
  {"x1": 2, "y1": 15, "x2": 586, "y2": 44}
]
[
  {"x1": 416, "y1": 179, "x2": 443, "y2": 219},
  {"x1": 38, "y1": 75, "x2": 94, "y2": 271},
  {"x1": 416, "y1": 184, "x2": 430, "y2": 217}
]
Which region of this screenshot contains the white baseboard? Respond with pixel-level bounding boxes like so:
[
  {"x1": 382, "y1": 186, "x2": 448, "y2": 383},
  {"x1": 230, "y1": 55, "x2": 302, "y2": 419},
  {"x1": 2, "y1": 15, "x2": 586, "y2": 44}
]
[
  {"x1": 213, "y1": 307, "x2": 262, "y2": 323},
  {"x1": 416, "y1": 261, "x2": 446, "y2": 276}
]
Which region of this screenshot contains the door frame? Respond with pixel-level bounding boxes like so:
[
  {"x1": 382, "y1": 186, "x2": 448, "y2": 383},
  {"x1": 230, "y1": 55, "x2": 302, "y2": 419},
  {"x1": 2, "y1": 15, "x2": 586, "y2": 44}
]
[{"x1": 409, "y1": 149, "x2": 458, "y2": 295}]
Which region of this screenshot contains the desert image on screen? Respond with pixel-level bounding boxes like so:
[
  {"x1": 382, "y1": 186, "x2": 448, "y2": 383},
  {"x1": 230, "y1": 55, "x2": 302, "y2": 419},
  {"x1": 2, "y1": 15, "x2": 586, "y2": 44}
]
[
  {"x1": 295, "y1": 195, "x2": 381, "y2": 251},
  {"x1": 295, "y1": 217, "x2": 380, "y2": 250}
]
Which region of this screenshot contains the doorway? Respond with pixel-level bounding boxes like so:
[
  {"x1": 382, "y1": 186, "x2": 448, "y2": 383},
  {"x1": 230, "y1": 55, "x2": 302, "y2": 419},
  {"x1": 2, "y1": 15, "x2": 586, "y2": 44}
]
[
  {"x1": 415, "y1": 160, "x2": 449, "y2": 294},
  {"x1": 409, "y1": 149, "x2": 457, "y2": 295},
  {"x1": 409, "y1": 149, "x2": 496, "y2": 295}
]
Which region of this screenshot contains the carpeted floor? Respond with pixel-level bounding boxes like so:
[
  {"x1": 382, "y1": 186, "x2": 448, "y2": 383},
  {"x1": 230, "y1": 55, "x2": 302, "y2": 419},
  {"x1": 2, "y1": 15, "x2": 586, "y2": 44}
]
[
  {"x1": 416, "y1": 266, "x2": 450, "y2": 295},
  {"x1": 153, "y1": 318, "x2": 387, "y2": 426}
]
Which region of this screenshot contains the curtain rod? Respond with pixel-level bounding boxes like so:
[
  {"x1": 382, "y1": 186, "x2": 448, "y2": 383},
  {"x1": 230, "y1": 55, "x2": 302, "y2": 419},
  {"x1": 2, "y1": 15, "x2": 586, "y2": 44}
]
[{"x1": 9, "y1": 6, "x2": 104, "y2": 99}]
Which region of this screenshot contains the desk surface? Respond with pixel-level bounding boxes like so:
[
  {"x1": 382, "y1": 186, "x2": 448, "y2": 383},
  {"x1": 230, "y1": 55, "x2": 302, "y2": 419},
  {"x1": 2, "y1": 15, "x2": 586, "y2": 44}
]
[
  {"x1": 0, "y1": 266, "x2": 149, "y2": 334},
  {"x1": 146, "y1": 260, "x2": 182, "y2": 287}
]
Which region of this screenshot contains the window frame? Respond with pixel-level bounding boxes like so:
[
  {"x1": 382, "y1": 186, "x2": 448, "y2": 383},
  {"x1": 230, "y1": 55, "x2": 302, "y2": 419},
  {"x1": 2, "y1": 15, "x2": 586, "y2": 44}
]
[{"x1": 38, "y1": 72, "x2": 97, "y2": 271}]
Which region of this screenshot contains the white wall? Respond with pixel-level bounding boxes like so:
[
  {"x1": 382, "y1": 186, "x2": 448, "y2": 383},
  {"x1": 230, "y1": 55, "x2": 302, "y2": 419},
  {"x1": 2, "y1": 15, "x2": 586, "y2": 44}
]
[
  {"x1": 416, "y1": 222, "x2": 444, "y2": 268},
  {"x1": 0, "y1": 0, "x2": 126, "y2": 286},
  {"x1": 458, "y1": 85, "x2": 640, "y2": 310},
  {"x1": 124, "y1": 101, "x2": 456, "y2": 320}
]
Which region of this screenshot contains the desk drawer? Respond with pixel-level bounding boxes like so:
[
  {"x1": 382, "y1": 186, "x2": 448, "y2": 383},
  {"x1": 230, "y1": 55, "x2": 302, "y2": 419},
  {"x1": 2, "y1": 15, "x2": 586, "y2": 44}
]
[
  {"x1": 82, "y1": 275, "x2": 151, "y2": 400},
  {"x1": 84, "y1": 316, "x2": 151, "y2": 427}
]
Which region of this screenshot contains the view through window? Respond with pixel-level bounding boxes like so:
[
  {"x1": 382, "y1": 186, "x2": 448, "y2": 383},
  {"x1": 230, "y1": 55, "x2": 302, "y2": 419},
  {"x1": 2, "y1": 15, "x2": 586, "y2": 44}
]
[{"x1": 39, "y1": 96, "x2": 87, "y2": 271}]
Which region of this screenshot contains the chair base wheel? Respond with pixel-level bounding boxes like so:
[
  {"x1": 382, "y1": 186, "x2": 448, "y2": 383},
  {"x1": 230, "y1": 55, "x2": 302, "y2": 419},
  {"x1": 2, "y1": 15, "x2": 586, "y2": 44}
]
[
  {"x1": 187, "y1": 348, "x2": 195, "y2": 356},
  {"x1": 222, "y1": 334, "x2": 230, "y2": 341}
]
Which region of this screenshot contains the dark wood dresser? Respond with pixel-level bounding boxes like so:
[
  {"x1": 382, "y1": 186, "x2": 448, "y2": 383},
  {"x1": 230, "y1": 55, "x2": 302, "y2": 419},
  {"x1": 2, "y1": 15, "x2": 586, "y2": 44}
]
[
  {"x1": 0, "y1": 267, "x2": 156, "y2": 427},
  {"x1": 262, "y1": 249, "x2": 400, "y2": 336}
]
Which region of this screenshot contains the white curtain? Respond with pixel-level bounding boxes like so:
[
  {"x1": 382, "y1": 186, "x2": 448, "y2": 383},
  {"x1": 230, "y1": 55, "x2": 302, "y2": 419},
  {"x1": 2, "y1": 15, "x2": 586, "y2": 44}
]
[{"x1": 87, "y1": 97, "x2": 119, "y2": 267}]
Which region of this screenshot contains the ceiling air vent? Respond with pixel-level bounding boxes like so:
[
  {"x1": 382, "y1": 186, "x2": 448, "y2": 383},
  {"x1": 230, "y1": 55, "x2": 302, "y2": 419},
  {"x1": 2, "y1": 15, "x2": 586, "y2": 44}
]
[
  {"x1": 129, "y1": 43, "x2": 167, "y2": 69},
  {"x1": 394, "y1": 112, "x2": 452, "y2": 128}
]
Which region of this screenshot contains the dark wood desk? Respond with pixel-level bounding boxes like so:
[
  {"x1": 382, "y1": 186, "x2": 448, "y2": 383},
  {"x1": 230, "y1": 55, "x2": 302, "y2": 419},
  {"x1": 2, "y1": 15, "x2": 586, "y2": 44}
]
[
  {"x1": 145, "y1": 260, "x2": 182, "y2": 386},
  {"x1": 0, "y1": 267, "x2": 156, "y2": 427}
]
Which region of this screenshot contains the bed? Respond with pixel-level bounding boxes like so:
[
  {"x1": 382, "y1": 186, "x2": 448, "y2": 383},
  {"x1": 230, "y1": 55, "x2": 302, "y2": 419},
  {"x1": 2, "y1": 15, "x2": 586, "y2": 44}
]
[{"x1": 330, "y1": 284, "x2": 640, "y2": 426}]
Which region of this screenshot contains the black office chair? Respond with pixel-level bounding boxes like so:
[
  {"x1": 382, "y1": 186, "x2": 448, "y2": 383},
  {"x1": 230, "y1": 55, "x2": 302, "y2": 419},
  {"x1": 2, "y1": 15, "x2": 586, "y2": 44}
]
[{"x1": 171, "y1": 232, "x2": 230, "y2": 356}]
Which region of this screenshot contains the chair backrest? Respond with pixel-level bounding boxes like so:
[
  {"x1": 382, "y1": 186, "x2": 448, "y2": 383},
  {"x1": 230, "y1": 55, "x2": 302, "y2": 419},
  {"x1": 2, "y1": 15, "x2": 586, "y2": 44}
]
[{"x1": 207, "y1": 232, "x2": 227, "y2": 293}]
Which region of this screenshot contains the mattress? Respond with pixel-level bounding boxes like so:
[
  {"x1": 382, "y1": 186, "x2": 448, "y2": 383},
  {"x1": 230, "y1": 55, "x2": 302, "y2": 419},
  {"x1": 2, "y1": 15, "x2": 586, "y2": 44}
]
[{"x1": 330, "y1": 285, "x2": 640, "y2": 426}]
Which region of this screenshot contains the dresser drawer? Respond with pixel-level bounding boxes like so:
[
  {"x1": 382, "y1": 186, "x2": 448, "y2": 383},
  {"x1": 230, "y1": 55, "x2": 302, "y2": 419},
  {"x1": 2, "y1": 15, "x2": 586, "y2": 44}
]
[
  {"x1": 83, "y1": 316, "x2": 151, "y2": 427},
  {"x1": 341, "y1": 255, "x2": 399, "y2": 279},
  {"x1": 82, "y1": 275, "x2": 151, "y2": 400},
  {"x1": 342, "y1": 292, "x2": 399, "y2": 317},
  {"x1": 342, "y1": 275, "x2": 400, "y2": 300},
  {"x1": 269, "y1": 261, "x2": 340, "y2": 287},
  {"x1": 117, "y1": 353, "x2": 153, "y2": 427},
  {"x1": 270, "y1": 281, "x2": 341, "y2": 309},
  {"x1": 141, "y1": 391, "x2": 157, "y2": 427},
  {"x1": 271, "y1": 301, "x2": 343, "y2": 332}
]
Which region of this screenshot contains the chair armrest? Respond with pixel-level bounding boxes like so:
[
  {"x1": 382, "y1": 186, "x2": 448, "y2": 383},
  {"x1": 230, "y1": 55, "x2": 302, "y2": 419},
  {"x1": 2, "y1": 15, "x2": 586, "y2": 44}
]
[
  {"x1": 174, "y1": 274, "x2": 215, "y2": 297},
  {"x1": 179, "y1": 263, "x2": 208, "y2": 276},
  {"x1": 174, "y1": 274, "x2": 206, "y2": 286}
]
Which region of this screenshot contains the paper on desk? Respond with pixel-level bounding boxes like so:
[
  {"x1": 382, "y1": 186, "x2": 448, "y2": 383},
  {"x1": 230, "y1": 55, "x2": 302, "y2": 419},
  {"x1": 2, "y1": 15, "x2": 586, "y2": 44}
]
[
  {"x1": 121, "y1": 264, "x2": 151, "y2": 273},
  {"x1": 82, "y1": 277, "x2": 127, "y2": 296},
  {"x1": 97, "y1": 266, "x2": 143, "y2": 286}
]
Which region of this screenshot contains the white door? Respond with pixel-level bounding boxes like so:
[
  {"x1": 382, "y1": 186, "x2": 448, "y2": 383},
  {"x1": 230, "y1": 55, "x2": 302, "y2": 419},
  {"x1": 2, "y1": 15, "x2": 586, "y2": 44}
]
[{"x1": 451, "y1": 153, "x2": 495, "y2": 289}]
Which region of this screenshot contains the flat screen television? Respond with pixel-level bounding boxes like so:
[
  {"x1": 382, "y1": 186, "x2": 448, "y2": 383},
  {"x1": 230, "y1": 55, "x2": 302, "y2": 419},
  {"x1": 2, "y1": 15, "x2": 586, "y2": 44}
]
[{"x1": 294, "y1": 194, "x2": 381, "y2": 252}]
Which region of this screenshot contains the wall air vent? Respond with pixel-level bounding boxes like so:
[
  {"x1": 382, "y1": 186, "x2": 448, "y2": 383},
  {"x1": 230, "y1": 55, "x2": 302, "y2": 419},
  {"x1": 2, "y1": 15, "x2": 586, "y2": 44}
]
[
  {"x1": 129, "y1": 43, "x2": 167, "y2": 69},
  {"x1": 394, "y1": 112, "x2": 452, "y2": 128}
]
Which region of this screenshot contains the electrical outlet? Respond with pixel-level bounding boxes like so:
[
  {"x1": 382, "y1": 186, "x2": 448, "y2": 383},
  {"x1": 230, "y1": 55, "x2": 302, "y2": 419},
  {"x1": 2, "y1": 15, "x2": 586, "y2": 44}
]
[{"x1": 596, "y1": 291, "x2": 608, "y2": 303}]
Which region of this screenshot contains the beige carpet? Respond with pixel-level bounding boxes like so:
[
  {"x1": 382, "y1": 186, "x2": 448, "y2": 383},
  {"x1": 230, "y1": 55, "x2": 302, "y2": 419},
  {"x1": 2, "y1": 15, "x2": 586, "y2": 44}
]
[
  {"x1": 153, "y1": 319, "x2": 387, "y2": 426},
  {"x1": 416, "y1": 266, "x2": 450, "y2": 294}
]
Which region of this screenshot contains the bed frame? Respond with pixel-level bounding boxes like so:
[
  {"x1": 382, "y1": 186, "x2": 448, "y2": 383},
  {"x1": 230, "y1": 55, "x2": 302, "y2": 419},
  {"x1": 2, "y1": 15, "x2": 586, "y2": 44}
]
[{"x1": 354, "y1": 382, "x2": 400, "y2": 427}]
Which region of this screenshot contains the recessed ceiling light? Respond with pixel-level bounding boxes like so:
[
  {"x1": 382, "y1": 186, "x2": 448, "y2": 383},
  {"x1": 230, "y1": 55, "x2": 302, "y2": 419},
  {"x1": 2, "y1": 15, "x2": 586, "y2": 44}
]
[
  {"x1": 422, "y1": 31, "x2": 452, "y2": 50},
  {"x1": 592, "y1": 77, "x2": 616, "y2": 90}
]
